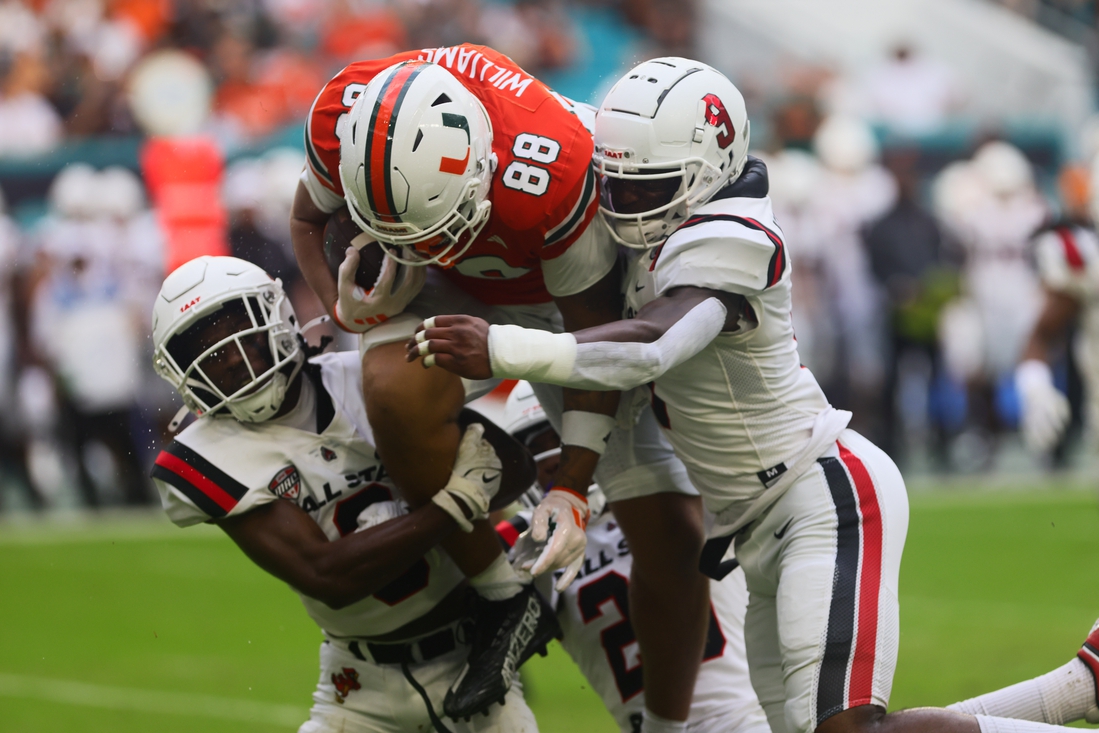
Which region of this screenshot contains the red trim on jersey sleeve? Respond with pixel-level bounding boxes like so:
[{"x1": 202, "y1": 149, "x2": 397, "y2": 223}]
[
  {"x1": 153, "y1": 451, "x2": 239, "y2": 514},
  {"x1": 675, "y1": 213, "x2": 787, "y2": 288}
]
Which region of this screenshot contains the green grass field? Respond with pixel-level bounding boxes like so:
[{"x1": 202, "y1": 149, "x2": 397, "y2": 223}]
[{"x1": 2, "y1": 485, "x2": 1098, "y2": 732}]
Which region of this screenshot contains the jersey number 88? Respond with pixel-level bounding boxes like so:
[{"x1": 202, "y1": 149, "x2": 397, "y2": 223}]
[{"x1": 501, "y1": 134, "x2": 560, "y2": 196}]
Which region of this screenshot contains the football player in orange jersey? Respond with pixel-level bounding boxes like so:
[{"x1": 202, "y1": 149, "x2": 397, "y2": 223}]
[{"x1": 290, "y1": 45, "x2": 711, "y2": 727}]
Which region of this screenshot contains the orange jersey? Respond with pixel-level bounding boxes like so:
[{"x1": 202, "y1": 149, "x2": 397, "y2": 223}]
[{"x1": 305, "y1": 44, "x2": 597, "y2": 306}]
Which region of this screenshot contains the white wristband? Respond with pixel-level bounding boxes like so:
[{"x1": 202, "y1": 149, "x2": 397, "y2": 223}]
[
  {"x1": 432, "y1": 490, "x2": 474, "y2": 533},
  {"x1": 561, "y1": 410, "x2": 617, "y2": 455},
  {"x1": 488, "y1": 325, "x2": 577, "y2": 383}
]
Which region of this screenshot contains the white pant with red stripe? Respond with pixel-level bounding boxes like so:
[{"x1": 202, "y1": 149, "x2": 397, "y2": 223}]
[{"x1": 733, "y1": 429, "x2": 909, "y2": 733}]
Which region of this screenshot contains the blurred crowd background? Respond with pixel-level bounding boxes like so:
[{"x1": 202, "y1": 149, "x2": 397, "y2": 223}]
[{"x1": 0, "y1": 0, "x2": 1098, "y2": 512}]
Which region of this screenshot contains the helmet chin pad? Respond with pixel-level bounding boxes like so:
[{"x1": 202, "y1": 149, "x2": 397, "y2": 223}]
[
  {"x1": 224, "y1": 370, "x2": 293, "y2": 423},
  {"x1": 597, "y1": 159, "x2": 714, "y2": 249}
]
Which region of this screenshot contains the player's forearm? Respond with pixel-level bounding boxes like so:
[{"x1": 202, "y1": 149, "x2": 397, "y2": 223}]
[
  {"x1": 304, "y1": 504, "x2": 458, "y2": 608},
  {"x1": 290, "y1": 185, "x2": 338, "y2": 317},
  {"x1": 220, "y1": 499, "x2": 458, "y2": 610},
  {"x1": 558, "y1": 263, "x2": 628, "y2": 415},
  {"x1": 489, "y1": 297, "x2": 728, "y2": 391},
  {"x1": 291, "y1": 219, "x2": 338, "y2": 317}
]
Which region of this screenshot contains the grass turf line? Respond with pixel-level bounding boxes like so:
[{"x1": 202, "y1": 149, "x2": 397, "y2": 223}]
[{"x1": 1, "y1": 487, "x2": 1097, "y2": 731}]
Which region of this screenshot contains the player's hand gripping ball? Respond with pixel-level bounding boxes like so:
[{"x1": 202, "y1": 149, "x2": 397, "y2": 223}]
[
  {"x1": 325, "y1": 207, "x2": 426, "y2": 333},
  {"x1": 323, "y1": 206, "x2": 386, "y2": 288}
]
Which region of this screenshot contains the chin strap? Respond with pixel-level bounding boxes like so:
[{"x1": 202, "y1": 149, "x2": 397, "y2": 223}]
[
  {"x1": 297, "y1": 327, "x2": 334, "y2": 360},
  {"x1": 399, "y1": 656, "x2": 456, "y2": 733},
  {"x1": 167, "y1": 405, "x2": 191, "y2": 433}
]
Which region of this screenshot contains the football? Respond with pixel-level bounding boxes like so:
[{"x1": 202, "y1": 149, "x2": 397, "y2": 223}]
[{"x1": 323, "y1": 206, "x2": 387, "y2": 290}]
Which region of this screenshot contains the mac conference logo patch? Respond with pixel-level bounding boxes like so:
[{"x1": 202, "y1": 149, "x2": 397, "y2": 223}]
[{"x1": 269, "y1": 465, "x2": 301, "y2": 500}]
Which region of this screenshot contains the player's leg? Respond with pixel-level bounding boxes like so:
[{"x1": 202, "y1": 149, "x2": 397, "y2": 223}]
[
  {"x1": 741, "y1": 588, "x2": 792, "y2": 733},
  {"x1": 357, "y1": 269, "x2": 517, "y2": 589},
  {"x1": 586, "y1": 397, "x2": 709, "y2": 727},
  {"x1": 612, "y1": 491, "x2": 710, "y2": 725},
  {"x1": 362, "y1": 340, "x2": 509, "y2": 584},
  {"x1": 733, "y1": 429, "x2": 908, "y2": 733},
  {"x1": 527, "y1": 377, "x2": 712, "y2": 727},
  {"x1": 297, "y1": 641, "x2": 402, "y2": 733},
  {"x1": 759, "y1": 431, "x2": 1083, "y2": 733},
  {"x1": 695, "y1": 567, "x2": 772, "y2": 733},
  {"x1": 947, "y1": 620, "x2": 1099, "y2": 725}
]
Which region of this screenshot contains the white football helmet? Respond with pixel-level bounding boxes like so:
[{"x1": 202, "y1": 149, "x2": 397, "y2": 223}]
[
  {"x1": 502, "y1": 380, "x2": 549, "y2": 436},
  {"x1": 593, "y1": 57, "x2": 750, "y2": 249},
  {"x1": 151, "y1": 256, "x2": 303, "y2": 423},
  {"x1": 339, "y1": 60, "x2": 496, "y2": 267}
]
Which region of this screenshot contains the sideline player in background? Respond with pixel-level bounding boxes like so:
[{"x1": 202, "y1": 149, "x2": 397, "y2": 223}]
[
  {"x1": 147, "y1": 256, "x2": 538, "y2": 733},
  {"x1": 411, "y1": 57, "x2": 1090, "y2": 733},
  {"x1": 491, "y1": 381, "x2": 771, "y2": 733},
  {"x1": 1014, "y1": 160, "x2": 1099, "y2": 456},
  {"x1": 291, "y1": 44, "x2": 711, "y2": 725}
]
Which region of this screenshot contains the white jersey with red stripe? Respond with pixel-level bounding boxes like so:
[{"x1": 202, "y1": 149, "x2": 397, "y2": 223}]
[
  {"x1": 151, "y1": 351, "x2": 465, "y2": 639},
  {"x1": 302, "y1": 44, "x2": 601, "y2": 306},
  {"x1": 1033, "y1": 223, "x2": 1099, "y2": 444},
  {"x1": 497, "y1": 512, "x2": 769, "y2": 733},
  {"x1": 623, "y1": 188, "x2": 840, "y2": 521}
]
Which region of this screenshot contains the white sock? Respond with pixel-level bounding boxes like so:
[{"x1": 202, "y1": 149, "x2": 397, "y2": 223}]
[
  {"x1": 468, "y1": 553, "x2": 524, "y2": 601},
  {"x1": 973, "y1": 714, "x2": 1081, "y2": 732},
  {"x1": 949, "y1": 659, "x2": 1097, "y2": 725},
  {"x1": 641, "y1": 709, "x2": 688, "y2": 733}
]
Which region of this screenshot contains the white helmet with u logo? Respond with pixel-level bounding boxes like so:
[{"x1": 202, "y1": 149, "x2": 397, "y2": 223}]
[{"x1": 339, "y1": 60, "x2": 496, "y2": 267}]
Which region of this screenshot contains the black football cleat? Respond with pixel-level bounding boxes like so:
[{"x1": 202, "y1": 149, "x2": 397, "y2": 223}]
[{"x1": 444, "y1": 585, "x2": 560, "y2": 720}]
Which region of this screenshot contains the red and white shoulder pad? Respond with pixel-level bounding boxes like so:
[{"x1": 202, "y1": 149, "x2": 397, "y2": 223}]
[{"x1": 652, "y1": 197, "x2": 788, "y2": 297}]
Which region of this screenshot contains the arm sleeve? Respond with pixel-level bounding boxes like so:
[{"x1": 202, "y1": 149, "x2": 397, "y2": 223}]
[
  {"x1": 489, "y1": 297, "x2": 727, "y2": 390},
  {"x1": 300, "y1": 168, "x2": 344, "y2": 214},
  {"x1": 541, "y1": 218, "x2": 617, "y2": 298}
]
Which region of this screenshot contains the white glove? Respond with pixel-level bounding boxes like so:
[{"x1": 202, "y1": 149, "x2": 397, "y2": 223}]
[
  {"x1": 431, "y1": 423, "x2": 503, "y2": 532},
  {"x1": 355, "y1": 500, "x2": 408, "y2": 531},
  {"x1": 334, "y1": 247, "x2": 425, "y2": 333},
  {"x1": 524, "y1": 488, "x2": 590, "y2": 591},
  {"x1": 1015, "y1": 359, "x2": 1071, "y2": 453}
]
